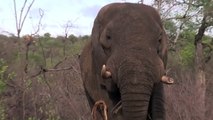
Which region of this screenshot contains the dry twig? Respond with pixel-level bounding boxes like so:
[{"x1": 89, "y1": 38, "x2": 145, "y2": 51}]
[
  {"x1": 92, "y1": 100, "x2": 108, "y2": 120},
  {"x1": 112, "y1": 101, "x2": 122, "y2": 115},
  {"x1": 29, "y1": 65, "x2": 74, "y2": 79}
]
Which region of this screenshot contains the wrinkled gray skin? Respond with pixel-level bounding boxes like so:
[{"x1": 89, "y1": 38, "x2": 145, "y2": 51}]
[{"x1": 80, "y1": 3, "x2": 168, "y2": 120}]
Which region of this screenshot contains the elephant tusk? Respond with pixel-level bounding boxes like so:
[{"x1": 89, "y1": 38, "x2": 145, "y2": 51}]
[
  {"x1": 161, "y1": 75, "x2": 174, "y2": 84},
  {"x1": 101, "y1": 65, "x2": 112, "y2": 78}
]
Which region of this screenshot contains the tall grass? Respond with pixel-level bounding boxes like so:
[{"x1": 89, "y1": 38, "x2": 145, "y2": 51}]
[{"x1": 165, "y1": 59, "x2": 213, "y2": 120}]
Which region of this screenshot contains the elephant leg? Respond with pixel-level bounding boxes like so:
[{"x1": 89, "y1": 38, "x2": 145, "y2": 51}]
[{"x1": 148, "y1": 82, "x2": 165, "y2": 120}]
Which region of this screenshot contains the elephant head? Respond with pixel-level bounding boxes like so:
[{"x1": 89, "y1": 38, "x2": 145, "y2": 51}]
[{"x1": 80, "y1": 3, "x2": 172, "y2": 120}]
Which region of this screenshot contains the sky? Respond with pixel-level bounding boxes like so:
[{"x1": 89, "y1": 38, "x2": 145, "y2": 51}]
[{"x1": 0, "y1": 0, "x2": 152, "y2": 37}]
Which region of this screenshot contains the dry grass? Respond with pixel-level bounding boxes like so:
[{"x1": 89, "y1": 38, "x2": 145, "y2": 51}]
[
  {"x1": 1, "y1": 57, "x2": 91, "y2": 120},
  {"x1": 165, "y1": 60, "x2": 213, "y2": 120}
]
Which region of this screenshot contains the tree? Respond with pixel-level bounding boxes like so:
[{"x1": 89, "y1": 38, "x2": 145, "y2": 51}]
[
  {"x1": 61, "y1": 21, "x2": 73, "y2": 56},
  {"x1": 44, "y1": 32, "x2": 51, "y2": 38},
  {"x1": 151, "y1": 0, "x2": 213, "y2": 119}
]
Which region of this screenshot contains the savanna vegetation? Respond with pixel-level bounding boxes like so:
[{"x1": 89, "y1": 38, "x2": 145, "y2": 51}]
[
  {"x1": 0, "y1": 0, "x2": 212, "y2": 120},
  {"x1": 0, "y1": 34, "x2": 91, "y2": 120}
]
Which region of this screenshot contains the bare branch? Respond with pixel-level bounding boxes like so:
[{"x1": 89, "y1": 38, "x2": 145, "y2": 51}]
[
  {"x1": 138, "y1": 0, "x2": 143, "y2": 4},
  {"x1": 53, "y1": 57, "x2": 67, "y2": 69},
  {"x1": 13, "y1": 0, "x2": 19, "y2": 32},
  {"x1": 112, "y1": 101, "x2": 122, "y2": 115},
  {"x1": 13, "y1": 0, "x2": 35, "y2": 38},
  {"x1": 29, "y1": 65, "x2": 76, "y2": 79},
  {"x1": 176, "y1": 0, "x2": 203, "y2": 8},
  {"x1": 18, "y1": 0, "x2": 27, "y2": 29},
  {"x1": 20, "y1": 0, "x2": 35, "y2": 31},
  {"x1": 173, "y1": 0, "x2": 192, "y2": 43},
  {"x1": 162, "y1": 2, "x2": 182, "y2": 19},
  {"x1": 31, "y1": 8, "x2": 44, "y2": 36},
  {"x1": 62, "y1": 20, "x2": 73, "y2": 39},
  {"x1": 45, "y1": 67, "x2": 74, "y2": 72}
]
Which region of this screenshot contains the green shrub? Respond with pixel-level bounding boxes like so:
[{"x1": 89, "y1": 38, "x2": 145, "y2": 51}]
[
  {"x1": 179, "y1": 43, "x2": 195, "y2": 66},
  {"x1": 0, "y1": 59, "x2": 16, "y2": 93},
  {"x1": 0, "y1": 59, "x2": 8, "y2": 93}
]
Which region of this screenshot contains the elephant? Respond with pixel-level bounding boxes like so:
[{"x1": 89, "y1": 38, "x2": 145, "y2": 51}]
[{"x1": 79, "y1": 3, "x2": 173, "y2": 120}]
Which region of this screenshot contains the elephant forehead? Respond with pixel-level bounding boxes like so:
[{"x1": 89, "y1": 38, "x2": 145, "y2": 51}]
[
  {"x1": 99, "y1": 16, "x2": 161, "y2": 48},
  {"x1": 105, "y1": 15, "x2": 159, "y2": 35},
  {"x1": 98, "y1": 3, "x2": 161, "y2": 33},
  {"x1": 100, "y1": 24, "x2": 160, "y2": 50}
]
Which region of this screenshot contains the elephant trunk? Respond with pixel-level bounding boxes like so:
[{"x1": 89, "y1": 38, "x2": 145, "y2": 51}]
[
  {"x1": 117, "y1": 61, "x2": 154, "y2": 120},
  {"x1": 121, "y1": 83, "x2": 153, "y2": 120}
]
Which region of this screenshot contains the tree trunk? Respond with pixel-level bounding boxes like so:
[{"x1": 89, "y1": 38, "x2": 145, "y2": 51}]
[{"x1": 194, "y1": 15, "x2": 207, "y2": 120}]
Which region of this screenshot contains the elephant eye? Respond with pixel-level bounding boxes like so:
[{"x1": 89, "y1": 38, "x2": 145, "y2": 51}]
[
  {"x1": 101, "y1": 35, "x2": 111, "y2": 55},
  {"x1": 106, "y1": 35, "x2": 111, "y2": 40},
  {"x1": 100, "y1": 34, "x2": 112, "y2": 49},
  {"x1": 157, "y1": 38, "x2": 162, "y2": 54}
]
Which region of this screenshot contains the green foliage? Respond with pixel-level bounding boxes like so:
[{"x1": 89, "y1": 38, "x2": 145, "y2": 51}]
[
  {"x1": 0, "y1": 34, "x2": 89, "y2": 119},
  {"x1": 68, "y1": 34, "x2": 78, "y2": 43},
  {"x1": 202, "y1": 36, "x2": 213, "y2": 62},
  {"x1": 28, "y1": 51, "x2": 44, "y2": 65},
  {"x1": 171, "y1": 29, "x2": 197, "y2": 67},
  {"x1": 0, "y1": 59, "x2": 16, "y2": 93},
  {"x1": 24, "y1": 35, "x2": 89, "y2": 68},
  {"x1": 180, "y1": 29, "x2": 196, "y2": 43},
  {"x1": 0, "y1": 101, "x2": 6, "y2": 120},
  {"x1": 179, "y1": 43, "x2": 195, "y2": 66},
  {"x1": 164, "y1": 20, "x2": 177, "y2": 34},
  {"x1": 0, "y1": 59, "x2": 8, "y2": 93},
  {"x1": 0, "y1": 59, "x2": 16, "y2": 120},
  {"x1": 67, "y1": 38, "x2": 88, "y2": 55},
  {"x1": 44, "y1": 32, "x2": 51, "y2": 38}
]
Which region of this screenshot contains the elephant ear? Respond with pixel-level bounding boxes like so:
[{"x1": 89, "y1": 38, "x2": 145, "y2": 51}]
[
  {"x1": 91, "y1": 12, "x2": 110, "y2": 77},
  {"x1": 80, "y1": 40, "x2": 105, "y2": 106},
  {"x1": 80, "y1": 13, "x2": 112, "y2": 106},
  {"x1": 79, "y1": 41, "x2": 96, "y2": 99},
  {"x1": 158, "y1": 29, "x2": 168, "y2": 68}
]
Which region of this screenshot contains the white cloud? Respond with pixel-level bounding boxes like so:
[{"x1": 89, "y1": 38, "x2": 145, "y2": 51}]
[{"x1": 0, "y1": 0, "x2": 151, "y2": 37}]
